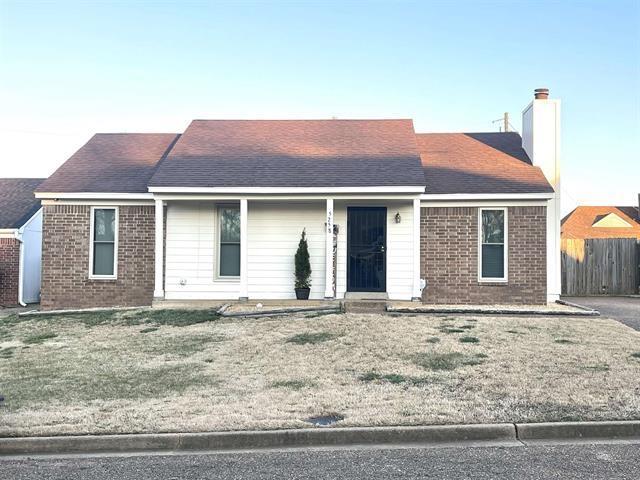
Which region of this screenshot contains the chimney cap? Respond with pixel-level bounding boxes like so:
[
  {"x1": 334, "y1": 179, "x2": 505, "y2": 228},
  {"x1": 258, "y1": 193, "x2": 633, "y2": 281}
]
[{"x1": 534, "y1": 88, "x2": 550, "y2": 100}]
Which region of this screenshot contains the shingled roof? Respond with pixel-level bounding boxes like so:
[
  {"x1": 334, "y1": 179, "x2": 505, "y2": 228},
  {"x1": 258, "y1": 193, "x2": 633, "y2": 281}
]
[
  {"x1": 416, "y1": 132, "x2": 553, "y2": 194},
  {"x1": 36, "y1": 133, "x2": 180, "y2": 194},
  {"x1": 148, "y1": 120, "x2": 425, "y2": 189},
  {"x1": 561, "y1": 206, "x2": 640, "y2": 239},
  {"x1": 36, "y1": 124, "x2": 556, "y2": 196},
  {"x1": 0, "y1": 178, "x2": 44, "y2": 228}
]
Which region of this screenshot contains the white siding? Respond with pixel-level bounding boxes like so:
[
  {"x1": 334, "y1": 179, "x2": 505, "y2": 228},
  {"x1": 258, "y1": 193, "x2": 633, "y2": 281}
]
[
  {"x1": 247, "y1": 202, "x2": 325, "y2": 299},
  {"x1": 165, "y1": 202, "x2": 240, "y2": 300},
  {"x1": 164, "y1": 199, "x2": 415, "y2": 301},
  {"x1": 21, "y1": 208, "x2": 42, "y2": 304}
]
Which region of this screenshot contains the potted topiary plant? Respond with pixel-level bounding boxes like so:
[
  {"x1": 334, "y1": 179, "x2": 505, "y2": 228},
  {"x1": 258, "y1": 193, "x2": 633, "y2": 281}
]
[{"x1": 294, "y1": 229, "x2": 312, "y2": 299}]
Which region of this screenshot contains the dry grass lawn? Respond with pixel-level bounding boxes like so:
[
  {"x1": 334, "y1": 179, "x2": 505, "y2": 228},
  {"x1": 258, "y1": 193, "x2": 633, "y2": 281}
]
[{"x1": 0, "y1": 308, "x2": 639, "y2": 437}]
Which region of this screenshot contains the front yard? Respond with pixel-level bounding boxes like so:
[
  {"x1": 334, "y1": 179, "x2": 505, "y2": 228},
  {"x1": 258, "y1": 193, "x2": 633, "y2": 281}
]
[{"x1": 1, "y1": 308, "x2": 639, "y2": 437}]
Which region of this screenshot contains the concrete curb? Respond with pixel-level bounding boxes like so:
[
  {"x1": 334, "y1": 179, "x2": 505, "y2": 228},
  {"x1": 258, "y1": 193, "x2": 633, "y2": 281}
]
[
  {"x1": 386, "y1": 306, "x2": 598, "y2": 316},
  {"x1": 0, "y1": 424, "x2": 515, "y2": 456},
  {"x1": 555, "y1": 299, "x2": 600, "y2": 315},
  {"x1": 1, "y1": 421, "x2": 639, "y2": 456},
  {"x1": 217, "y1": 305, "x2": 341, "y2": 318},
  {"x1": 516, "y1": 421, "x2": 640, "y2": 441}
]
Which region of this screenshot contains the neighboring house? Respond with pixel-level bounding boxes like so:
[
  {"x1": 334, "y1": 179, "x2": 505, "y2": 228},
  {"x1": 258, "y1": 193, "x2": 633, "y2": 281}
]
[
  {"x1": 0, "y1": 178, "x2": 45, "y2": 306},
  {"x1": 562, "y1": 205, "x2": 640, "y2": 240},
  {"x1": 35, "y1": 89, "x2": 561, "y2": 310},
  {"x1": 561, "y1": 204, "x2": 640, "y2": 296}
]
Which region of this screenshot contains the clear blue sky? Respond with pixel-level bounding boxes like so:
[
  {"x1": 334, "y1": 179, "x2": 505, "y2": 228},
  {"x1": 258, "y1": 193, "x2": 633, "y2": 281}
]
[{"x1": 1, "y1": 0, "x2": 638, "y2": 213}]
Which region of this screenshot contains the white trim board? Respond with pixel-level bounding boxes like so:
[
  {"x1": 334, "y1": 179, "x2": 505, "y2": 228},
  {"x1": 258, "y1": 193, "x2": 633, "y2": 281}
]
[
  {"x1": 36, "y1": 192, "x2": 154, "y2": 200},
  {"x1": 42, "y1": 199, "x2": 155, "y2": 206},
  {"x1": 421, "y1": 193, "x2": 553, "y2": 200},
  {"x1": 88, "y1": 206, "x2": 119, "y2": 280},
  {"x1": 477, "y1": 207, "x2": 508, "y2": 283},
  {"x1": 149, "y1": 186, "x2": 426, "y2": 194},
  {"x1": 155, "y1": 194, "x2": 421, "y2": 201},
  {"x1": 421, "y1": 200, "x2": 548, "y2": 207}
]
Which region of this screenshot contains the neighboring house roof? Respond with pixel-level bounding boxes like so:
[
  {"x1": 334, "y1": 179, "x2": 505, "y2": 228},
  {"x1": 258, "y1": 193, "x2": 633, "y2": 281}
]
[
  {"x1": 561, "y1": 206, "x2": 640, "y2": 239},
  {"x1": 36, "y1": 133, "x2": 180, "y2": 193},
  {"x1": 0, "y1": 178, "x2": 45, "y2": 228},
  {"x1": 416, "y1": 132, "x2": 554, "y2": 194},
  {"x1": 148, "y1": 119, "x2": 426, "y2": 188}
]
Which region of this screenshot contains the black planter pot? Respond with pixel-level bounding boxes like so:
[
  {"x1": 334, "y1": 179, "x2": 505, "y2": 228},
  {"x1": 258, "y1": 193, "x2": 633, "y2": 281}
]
[{"x1": 295, "y1": 288, "x2": 311, "y2": 300}]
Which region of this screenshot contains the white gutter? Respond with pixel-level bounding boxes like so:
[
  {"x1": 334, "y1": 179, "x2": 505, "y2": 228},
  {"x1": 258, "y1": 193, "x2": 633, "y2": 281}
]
[
  {"x1": 35, "y1": 192, "x2": 154, "y2": 200},
  {"x1": 148, "y1": 186, "x2": 427, "y2": 194},
  {"x1": 420, "y1": 192, "x2": 554, "y2": 200}
]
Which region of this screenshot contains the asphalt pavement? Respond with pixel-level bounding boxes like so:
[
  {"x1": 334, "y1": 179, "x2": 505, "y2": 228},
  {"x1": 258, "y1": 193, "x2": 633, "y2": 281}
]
[
  {"x1": 1, "y1": 441, "x2": 639, "y2": 479},
  {"x1": 563, "y1": 296, "x2": 640, "y2": 330}
]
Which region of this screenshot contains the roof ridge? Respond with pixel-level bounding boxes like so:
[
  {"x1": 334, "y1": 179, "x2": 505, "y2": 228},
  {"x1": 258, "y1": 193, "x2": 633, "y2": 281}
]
[
  {"x1": 416, "y1": 131, "x2": 521, "y2": 135},
  {"x1": 189, "y1": 118, "x2": 414, "y2": 122}
]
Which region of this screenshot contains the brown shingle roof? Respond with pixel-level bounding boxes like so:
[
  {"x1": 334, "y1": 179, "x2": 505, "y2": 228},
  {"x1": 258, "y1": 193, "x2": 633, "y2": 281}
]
[
  {"x1": 0, "y1": 178, "x2": 44, "y2": 228},
  {"x1": 36, "y1": 133, "x2": 180, "y2": 194},
  {"x1": 561, "y1": 206, "x2": 640, "y2": 239},
  {"x1": 416, "y1": 132, "x2": 553, "y2": 194},
  {"x1": 149, "y1": 120, "x2": 425, "y2": 188}
]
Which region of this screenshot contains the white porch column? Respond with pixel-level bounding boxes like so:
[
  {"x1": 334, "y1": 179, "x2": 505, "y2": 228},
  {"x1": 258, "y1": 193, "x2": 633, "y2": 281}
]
[
  {"x1": 153, "y1": 198, "x2": 165, "y2": 299},
  {"x1": 239, "y1": 198, "x2": 248, "y2": 301},
  {"x1": 324, "y1": 198, "x2": 335, "y2": 299},
  {"x1": 412, "y1": 197, "x2": 422, "y2": 301}
]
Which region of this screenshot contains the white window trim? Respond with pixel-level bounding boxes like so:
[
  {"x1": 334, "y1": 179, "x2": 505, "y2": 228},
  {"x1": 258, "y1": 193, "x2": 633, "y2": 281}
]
[
  {"x1": 478, "y1": 207, "x2": 508, "y2": 283},
  {"x1": 89, "y1": 206, "x2": 118, "y2": 280},
  {"x1": 216, "y1": 204, "x2": 241, "y2": 281}
]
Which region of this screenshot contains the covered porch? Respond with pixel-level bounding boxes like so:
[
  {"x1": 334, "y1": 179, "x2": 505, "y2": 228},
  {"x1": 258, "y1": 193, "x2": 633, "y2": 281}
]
[{"x1": 152, "y1": 195, "x2": 423, "y2": 302}]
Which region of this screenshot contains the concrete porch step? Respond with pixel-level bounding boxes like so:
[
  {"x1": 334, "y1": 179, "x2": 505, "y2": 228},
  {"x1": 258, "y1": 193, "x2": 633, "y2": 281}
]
[{"x1": 342, "y1": 300, "x2": 388, "y2": 314}]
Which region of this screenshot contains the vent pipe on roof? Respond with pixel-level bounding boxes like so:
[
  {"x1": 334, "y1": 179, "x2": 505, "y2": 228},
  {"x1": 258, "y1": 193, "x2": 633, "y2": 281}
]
[{"x1": 534, "y1": 88, "x2": 550, "y2": 100}]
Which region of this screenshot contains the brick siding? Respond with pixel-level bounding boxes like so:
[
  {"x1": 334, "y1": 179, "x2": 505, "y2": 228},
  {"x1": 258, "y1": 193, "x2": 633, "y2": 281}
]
[
  {"x1": 421, "y1": 206, "x2": 547, "y2": 305},
  {"x1": 41, "y1": 205, "x2": 155, "y2": 310},
  {"x1": 0, "y1": 237, "x2": 20, "y2": 306}
]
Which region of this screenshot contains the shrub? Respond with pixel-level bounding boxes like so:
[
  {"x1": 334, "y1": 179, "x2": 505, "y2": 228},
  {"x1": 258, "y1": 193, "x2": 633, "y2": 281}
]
[{"x1": 294, "y1": 229, "x2": 312, "y2": 289}]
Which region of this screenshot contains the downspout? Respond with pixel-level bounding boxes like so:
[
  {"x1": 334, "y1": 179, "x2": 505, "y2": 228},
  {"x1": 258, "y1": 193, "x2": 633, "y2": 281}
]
[{"x1": 14, "y1": 229, "x2": 26, "y2": 306}]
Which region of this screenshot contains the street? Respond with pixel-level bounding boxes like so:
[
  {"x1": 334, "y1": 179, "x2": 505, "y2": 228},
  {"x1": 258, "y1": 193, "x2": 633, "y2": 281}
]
[{"x1": 1, "y1": 441, "x2": 639, "y2": 479}]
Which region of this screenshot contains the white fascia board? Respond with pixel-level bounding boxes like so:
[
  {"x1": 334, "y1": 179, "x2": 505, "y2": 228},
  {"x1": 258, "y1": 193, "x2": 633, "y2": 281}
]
[
  {"x1": 0, "y1": 228, "x2": 18, "y2": 238},
  {"x1": 35, "y1": 192, "x2": 154, "y2": 200},
  {"x1": 154, "y1": 193, "x2": 421, "y2": 201},
  {"x1": 420, "y1": 193, "x2": 553, "y2": 201},
  {"x1": 422, "y1": 200, "x2": 548, "y2": 208},
  {"x1": 148, "y1": 186, "x2": 426, "y2": 194}
]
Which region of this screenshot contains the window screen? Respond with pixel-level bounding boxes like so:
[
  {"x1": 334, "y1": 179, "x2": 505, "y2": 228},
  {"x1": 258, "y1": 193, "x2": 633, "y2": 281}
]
[
  {"x1": 219, "y1": 207, "x2": 240, "y2": 277},
  {"x1": 92, "y1": 208, "x2": 116, "y2": 276},
  {"x1": 481, "y1": 210, "x2": 505, "y2": 279}
]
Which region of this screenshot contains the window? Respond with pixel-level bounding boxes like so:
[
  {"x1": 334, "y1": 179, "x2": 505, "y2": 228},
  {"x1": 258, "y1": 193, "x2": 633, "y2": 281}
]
[
  {"x1": 479, "y1": 208, "x2": 507, "y2": 282},
  {"x1": 218, "y1": 206, "x2": 240, "y2": 277},
  {"x1": 90, "y1": 207, "x2": 117, "y2": 278}
]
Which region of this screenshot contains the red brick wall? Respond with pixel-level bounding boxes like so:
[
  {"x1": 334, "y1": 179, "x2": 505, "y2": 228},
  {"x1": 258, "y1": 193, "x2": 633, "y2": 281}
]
[
  {"x1": 421, "y1": 206, "x2": 547, "y2": 305},
  {"x1": 41, "y1": 205, "x2": 155, "y2": 310},
  {"x1": 0, "y1": 237, "x2": 20, "y2": 306}
]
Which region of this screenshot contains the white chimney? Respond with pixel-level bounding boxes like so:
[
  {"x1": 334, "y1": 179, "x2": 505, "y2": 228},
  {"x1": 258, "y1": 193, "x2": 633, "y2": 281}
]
[{"x1": 522, "y1": 88, "x2": 561, "y2": 302}]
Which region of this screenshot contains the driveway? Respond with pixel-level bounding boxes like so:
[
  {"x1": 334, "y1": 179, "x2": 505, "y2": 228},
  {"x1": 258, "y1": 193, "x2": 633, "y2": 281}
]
[{"x1": 563, "y1": 296, "x2": 640, "y2": 331}]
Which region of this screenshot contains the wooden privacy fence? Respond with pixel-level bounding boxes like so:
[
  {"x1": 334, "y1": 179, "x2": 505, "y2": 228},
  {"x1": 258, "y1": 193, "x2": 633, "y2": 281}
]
[{"x1": 562, "y1": 238, "x2": 640, "y2": 295}]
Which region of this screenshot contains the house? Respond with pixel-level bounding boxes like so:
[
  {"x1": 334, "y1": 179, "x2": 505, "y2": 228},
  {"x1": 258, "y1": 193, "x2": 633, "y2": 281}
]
[
  {"x1": 0, "y1": 178, "x2": 45, "y2": 306},
  {"x1": 561, "y1": 203, "x2": 640, "y2": 296},
  {"x1": 562, "y1": 205, "x2": 640, "y2": 240},
  {"x1": 34, "y1": 89, "x2": 561, "y2": 310}
]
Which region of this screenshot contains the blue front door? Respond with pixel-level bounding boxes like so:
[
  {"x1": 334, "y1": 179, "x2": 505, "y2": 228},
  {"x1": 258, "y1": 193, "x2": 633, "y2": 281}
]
[{"x1": 347, "y1": 207, "x2": 386, "y2": 292}]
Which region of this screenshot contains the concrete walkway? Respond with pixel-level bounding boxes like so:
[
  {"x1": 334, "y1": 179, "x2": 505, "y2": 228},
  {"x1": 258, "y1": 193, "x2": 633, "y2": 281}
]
[{"x1": 563, "y1": 296, "x2": 640, "y2": 331}]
